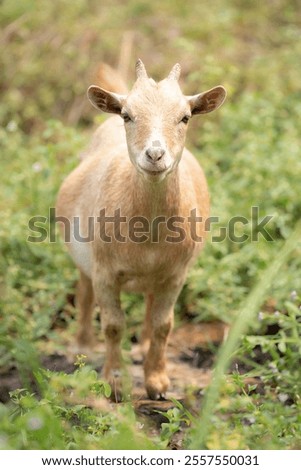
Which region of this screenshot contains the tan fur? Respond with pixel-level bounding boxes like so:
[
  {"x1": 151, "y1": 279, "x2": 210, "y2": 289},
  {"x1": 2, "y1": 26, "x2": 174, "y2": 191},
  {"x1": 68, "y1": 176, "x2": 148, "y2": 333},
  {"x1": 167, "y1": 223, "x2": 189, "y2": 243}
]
[{"x1": 56, "y1": 61, "x2": 226, "y2": 400}]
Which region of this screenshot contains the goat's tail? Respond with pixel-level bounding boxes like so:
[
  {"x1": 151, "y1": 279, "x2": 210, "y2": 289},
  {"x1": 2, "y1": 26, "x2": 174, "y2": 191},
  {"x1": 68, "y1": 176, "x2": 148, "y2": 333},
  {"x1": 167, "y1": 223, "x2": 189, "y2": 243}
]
[{"x1": 92, "y1": 63, "x2": 129, "y2": 94}]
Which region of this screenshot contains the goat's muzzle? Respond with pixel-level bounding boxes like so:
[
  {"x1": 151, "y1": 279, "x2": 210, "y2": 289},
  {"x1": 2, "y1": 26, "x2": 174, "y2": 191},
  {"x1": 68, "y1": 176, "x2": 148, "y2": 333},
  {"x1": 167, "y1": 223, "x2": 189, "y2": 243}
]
[{"x1": 145, "y1": 147, "x2": 166, "y2": 163}]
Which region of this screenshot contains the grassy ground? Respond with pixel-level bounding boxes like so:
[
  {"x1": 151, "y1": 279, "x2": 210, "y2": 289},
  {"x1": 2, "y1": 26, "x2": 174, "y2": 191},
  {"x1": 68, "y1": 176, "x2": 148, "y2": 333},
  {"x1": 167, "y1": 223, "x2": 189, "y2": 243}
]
[{"x1": 0, "y1": 0, "x2": 301, "y2": 449}]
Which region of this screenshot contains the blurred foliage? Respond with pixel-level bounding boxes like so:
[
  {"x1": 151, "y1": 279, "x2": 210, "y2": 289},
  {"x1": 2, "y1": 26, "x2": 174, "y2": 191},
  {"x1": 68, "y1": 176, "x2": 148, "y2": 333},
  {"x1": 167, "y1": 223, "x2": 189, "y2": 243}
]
[
  {"x1": 0, "y1": 362, "x2": 156, "y2": 450},
  {"x1": 1, "y1": 0, "x2": 301, "y2": 130},
  {"x1": 204, "y1": 295, "x2": 301, "y2": 451},
  {"x1": 1, "y1": 0, "x2": 301, "y2": 450}
]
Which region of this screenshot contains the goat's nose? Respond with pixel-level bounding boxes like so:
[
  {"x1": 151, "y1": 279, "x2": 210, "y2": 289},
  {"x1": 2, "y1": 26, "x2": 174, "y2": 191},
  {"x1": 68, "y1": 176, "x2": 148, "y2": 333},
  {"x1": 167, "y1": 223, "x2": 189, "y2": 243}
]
[{"x1": 145, "y1": 147, "x2": 165, "y2": 162}]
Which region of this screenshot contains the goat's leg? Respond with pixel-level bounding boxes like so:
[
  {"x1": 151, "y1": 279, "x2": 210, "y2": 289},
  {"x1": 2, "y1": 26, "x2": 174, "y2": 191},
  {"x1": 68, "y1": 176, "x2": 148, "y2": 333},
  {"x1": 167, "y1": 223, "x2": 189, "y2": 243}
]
[
  {"x1": 140, "y1": 293, "x2": 154, "y2": 357},
  {"x1": 144, "y1": 283, "x2": 183, "y2": 400},
  {"x1": 93, "y1": 271, "x2": 125, "y2": 401},
  {"x1": 76, "y1": 270, "x2": 95, "y2": 347}
]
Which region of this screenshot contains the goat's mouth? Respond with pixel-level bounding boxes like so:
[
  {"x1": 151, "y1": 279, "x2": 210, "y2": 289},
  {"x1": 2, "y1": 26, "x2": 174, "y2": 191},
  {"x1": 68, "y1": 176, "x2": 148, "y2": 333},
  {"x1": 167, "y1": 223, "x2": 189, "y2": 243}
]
[
  {"x1": 138, "y1": 165, "x2": 170, "y2": 177},
  {"x1": 144, "y1": 169, "x2": 165, "y2": 175}
]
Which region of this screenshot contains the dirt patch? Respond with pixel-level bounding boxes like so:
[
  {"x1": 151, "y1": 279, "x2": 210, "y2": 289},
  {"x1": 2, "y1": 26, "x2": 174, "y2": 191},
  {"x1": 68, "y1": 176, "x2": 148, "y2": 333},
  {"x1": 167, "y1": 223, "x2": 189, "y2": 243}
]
[
  {"x1": 0, "y1": 320, "x2": 276, "y2": 450},
  {"x1": 0, "y1": 322, "x2": 226, "y2": 405},
  {"x1": 0, "y1": 368, "x2": 23, "y2": 403},
  {"x1": 0, "y1": 354, "x2": 78, "y2": 403},
  {"x1": 1, "y1": 320, "x2": 273, "y2": 415}
]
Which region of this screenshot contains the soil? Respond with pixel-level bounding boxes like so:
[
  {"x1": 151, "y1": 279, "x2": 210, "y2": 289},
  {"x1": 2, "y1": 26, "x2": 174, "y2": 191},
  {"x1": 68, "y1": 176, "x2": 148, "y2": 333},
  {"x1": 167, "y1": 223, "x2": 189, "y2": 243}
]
[
  {"x1": 0, "y1": 320, "x2": 266, "y2": 447},
  {"x1": 0, "y1": 322, "x2": 227, "y2": 404}
]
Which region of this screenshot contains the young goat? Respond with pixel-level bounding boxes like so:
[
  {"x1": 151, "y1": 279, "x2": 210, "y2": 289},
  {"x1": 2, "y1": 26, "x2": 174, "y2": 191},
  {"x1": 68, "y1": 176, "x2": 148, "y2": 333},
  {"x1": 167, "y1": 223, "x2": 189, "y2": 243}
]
[{"x1": 56, "y1": 60, "x2": 226, "y2": 400}]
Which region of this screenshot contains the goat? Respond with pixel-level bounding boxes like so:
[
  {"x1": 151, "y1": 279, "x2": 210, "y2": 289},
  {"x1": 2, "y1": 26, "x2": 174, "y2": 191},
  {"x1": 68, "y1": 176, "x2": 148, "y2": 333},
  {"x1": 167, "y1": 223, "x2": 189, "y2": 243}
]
[{"x1": 56, "y1": 60, "x2": 226, "y2": 400}]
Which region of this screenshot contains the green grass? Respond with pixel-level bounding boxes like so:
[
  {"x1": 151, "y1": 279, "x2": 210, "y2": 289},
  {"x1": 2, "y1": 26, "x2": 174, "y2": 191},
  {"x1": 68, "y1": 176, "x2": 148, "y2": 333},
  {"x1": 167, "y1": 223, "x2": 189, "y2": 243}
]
[
  {"x1": 1, "y1": 0, "x2": 301, "y2": 450},
  {"x1": 190, "y1": 225, "x2": 301, "y2": 449}
]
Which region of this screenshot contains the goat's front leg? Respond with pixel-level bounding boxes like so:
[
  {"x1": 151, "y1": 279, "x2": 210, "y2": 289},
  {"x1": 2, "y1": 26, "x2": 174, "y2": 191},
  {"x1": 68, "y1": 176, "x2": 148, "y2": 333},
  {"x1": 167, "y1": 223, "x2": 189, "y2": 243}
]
[
  {"x1": 93, "y1": 270, "x2": 125, "y2": 402},
  {"x1": 144, "y1": 282, "x2": 183, "y2": 400}
]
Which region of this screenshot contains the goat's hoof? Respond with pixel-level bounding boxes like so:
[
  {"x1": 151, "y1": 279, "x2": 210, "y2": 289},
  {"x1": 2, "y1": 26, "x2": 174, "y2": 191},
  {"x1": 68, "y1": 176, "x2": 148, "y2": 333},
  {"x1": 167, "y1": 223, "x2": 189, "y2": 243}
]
[
  {"x1": 145, "y1": 371, "x2": 170, "y2": 400},
  {"x1": 105, "y1": 369, "x2": 124, "y2": 403},
  {"x1": 109, "y1": 383, "x2": 123, "y2": 403}
]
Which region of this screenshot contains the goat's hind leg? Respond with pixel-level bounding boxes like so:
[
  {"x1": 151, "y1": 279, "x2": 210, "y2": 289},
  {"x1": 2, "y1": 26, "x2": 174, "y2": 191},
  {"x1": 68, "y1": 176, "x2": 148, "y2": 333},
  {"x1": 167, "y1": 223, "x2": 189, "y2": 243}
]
[
  {"x1": 76, "y1": 270, "x2": 95, "y2": 349},
  {"x1": 140, "y1": 293, "x2": 153, "y2": 357}
]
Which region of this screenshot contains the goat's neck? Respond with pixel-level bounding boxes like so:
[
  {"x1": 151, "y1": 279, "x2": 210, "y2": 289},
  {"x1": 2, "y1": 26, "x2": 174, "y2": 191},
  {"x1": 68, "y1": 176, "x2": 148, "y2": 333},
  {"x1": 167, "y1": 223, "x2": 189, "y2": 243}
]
[{"x1": 132, "y1": 168, "x2": 181, "y2": 220}]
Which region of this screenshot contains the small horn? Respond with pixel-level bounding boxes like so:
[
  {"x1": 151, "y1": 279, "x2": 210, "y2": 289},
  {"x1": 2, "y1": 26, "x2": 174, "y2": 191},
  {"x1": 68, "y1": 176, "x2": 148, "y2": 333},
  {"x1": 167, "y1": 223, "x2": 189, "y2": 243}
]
[
  {"x1": 136, "y1": 59, "x2": 148, "y2": 79},
  {"x1": 168, "y1": 63, "x2": 181, "y2": 81}
]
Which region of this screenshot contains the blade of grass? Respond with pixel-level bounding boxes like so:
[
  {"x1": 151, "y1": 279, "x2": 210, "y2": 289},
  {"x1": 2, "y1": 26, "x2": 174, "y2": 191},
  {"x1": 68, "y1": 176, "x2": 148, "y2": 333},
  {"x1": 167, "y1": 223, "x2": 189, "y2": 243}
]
[{"x1": 189, "y1": 222, "x2": 301, "y2": 449}]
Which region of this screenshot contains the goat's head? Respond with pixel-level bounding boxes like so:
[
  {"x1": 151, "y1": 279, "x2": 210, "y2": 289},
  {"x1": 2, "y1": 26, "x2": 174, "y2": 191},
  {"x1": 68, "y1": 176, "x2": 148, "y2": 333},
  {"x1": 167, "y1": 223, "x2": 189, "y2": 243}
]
[{"x1": 88, "y1": 60, "x2": 226, "y2": 182}]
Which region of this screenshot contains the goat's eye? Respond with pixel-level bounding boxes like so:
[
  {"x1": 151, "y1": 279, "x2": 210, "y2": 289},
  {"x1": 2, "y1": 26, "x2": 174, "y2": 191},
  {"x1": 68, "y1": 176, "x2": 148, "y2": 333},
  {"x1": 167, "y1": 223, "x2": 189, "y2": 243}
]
[
  {"x1": 122, "y1": 113, "x2": 132, "y2": 123},
  {"x1": 180, "y1": 115, "x2": 190, "y2": 124}
]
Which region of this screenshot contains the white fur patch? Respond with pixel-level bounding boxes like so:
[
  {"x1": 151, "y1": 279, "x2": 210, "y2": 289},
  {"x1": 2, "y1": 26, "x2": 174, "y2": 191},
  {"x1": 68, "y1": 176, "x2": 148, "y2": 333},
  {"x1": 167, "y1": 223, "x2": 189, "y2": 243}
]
[{"x1": 68, "y1": 230, "x2": 93, "y2": 278}]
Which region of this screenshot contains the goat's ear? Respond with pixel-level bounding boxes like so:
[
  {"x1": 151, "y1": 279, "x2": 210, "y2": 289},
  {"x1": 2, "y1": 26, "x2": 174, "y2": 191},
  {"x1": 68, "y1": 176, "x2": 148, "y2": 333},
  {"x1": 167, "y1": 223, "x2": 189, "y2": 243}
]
[
  {"x1": 188, "y1": 86, "x2": 226, "y2": 115},
  {"x1": 87, "y1": 85, "x2": 125, "y2": 114}
]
